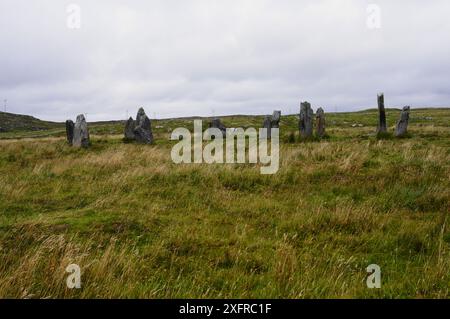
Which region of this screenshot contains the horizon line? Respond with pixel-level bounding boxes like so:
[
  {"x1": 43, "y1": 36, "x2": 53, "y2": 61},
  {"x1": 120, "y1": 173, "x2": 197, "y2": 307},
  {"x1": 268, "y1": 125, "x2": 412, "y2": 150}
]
[{"x1": 1, "y1": 105, "x2": 449, "y2": 123}]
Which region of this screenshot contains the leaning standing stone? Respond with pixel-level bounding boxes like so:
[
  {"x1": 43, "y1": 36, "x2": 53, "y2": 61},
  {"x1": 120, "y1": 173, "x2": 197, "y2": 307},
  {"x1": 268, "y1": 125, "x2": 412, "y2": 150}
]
[
  {"x1": 377, "y1": 93, "x2": 387, "y2": 134},
  {"x1": 395, "y1": 106, "x2": 410, "y2": 137},
  {"x1": 65, "y1": 120, "x2": 74, "y2": 145},
  {"x1": 316, "y1": 107, "x2": 325, "y2": 138},
  {"x1": 124, "y1": 117, "x2": 135, "y2": 141},
  {"x1": 72, "y1": 114, "x2": 90, "y2": 148},
  {"x1": 133, "y1": 108, "x2": 154, "y2": 144},
  {"x1": 299, "y1": 101, "x2": 313, "y2": 139}
]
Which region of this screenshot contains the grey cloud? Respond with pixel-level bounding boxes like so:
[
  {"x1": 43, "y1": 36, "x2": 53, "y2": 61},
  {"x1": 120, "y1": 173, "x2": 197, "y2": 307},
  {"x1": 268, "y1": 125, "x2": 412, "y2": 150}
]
[{"x1": 0, "y1": 0, "x2": 449, "y2": 121}]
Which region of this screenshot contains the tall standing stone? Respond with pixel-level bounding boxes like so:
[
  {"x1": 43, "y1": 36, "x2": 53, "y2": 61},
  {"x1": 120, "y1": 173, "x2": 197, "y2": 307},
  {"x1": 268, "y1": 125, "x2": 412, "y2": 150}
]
[
  {"x1": 299, "y1": 101, "x2": 313, "y2": 139},
  {"x1": 133, "y1": 108, "x2": 153, "y2": 144},
  {"x1": 124, "y1": 117, "x2": 135, "y2": 141},
  {"x1": 262, "y1": 110, "x2": 281, "y2": 139},
  {"x1": 377, "y1": 93, "x2": 387, "y2": 134},
  {"x1": 395, "y1": 106, "x2": 410, "y2": 137},
  {"x1": 316, "y1": 107, "x2": 326, "y2": 138},
  {"x1": 271, "y1": 111, "x2": 281, "y2": 128},
  {"x1": 65, "y1": 120, "x2": 74, "y2": 145},
  {"x1": 210, "y1": 118, "x2": 227, "y2": 137},
  {"x1": 262, "y1": 115, "x2": 272, "y2": 139},
  {"x1": 72, "y1": 114, "x2": 90, "y2": 148}
]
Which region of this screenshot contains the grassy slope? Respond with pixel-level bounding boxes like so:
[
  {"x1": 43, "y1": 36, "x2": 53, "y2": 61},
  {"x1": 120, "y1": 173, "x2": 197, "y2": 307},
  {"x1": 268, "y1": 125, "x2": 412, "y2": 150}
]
[
  {"x1": 0, "y1": 111, "x2": 62, "y2": 133},
  {"x1": 0, "y1": 108, "x2": 449, "y2": 298}
]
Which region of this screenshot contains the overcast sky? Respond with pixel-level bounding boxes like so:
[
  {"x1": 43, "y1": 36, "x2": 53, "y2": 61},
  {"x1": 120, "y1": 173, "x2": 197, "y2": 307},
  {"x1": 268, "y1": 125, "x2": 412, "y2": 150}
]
[{"x1": 0, "y1": 0, "x2": 449, "y2": 121}]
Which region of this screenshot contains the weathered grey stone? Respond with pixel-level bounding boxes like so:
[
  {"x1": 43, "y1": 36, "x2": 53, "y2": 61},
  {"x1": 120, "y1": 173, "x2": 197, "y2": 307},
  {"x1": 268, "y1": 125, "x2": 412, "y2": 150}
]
[
  {"x1": 133, "y1": 108, "x2": 153, "y2": 144},
  {"x1": 395, "y1": 106, "x2": 410, "y2": 137},
  {"x1": 377, "y1": 93, "x2": 387, "y2": 134},
  {"x1": 65, "y1": 120, "x2": 74, "y2": 145},
  {"x1": 136, "y1": 108, "x2": 148, "y2": 128},
  {"x1": 134, "y1": 126, "x2": 153, "y2": 143},
  {"x1": 299, "y1": 101, "x2": 313, "y2": 139},
  {"x1": 316, "y1": 107, "x2": 325, "y2": 138},
  {"x1": 124, "y1": 117, "x2": 135, "y2": 141},
  {"x1": 271, "y1": 111, "x2": 281, "y2": 128},
  {"x1": 262, "y1": 115, "x2": 272, "y2": 139},
  {"x1": 210, "y1": 118, "x2": 227, "y2": 137},
  {"x1": 72, "y1": 114, "x2": 90, "y2": 148},
  {"x1": 262, "y1": 110, "x2": 281, "y2": 139}
]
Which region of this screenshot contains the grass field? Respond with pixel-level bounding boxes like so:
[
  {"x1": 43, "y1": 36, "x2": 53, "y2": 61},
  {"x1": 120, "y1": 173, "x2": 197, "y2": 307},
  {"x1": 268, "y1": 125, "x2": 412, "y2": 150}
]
[{"x1": 0, "y1": 108, "x2": 449, "y2": 298}]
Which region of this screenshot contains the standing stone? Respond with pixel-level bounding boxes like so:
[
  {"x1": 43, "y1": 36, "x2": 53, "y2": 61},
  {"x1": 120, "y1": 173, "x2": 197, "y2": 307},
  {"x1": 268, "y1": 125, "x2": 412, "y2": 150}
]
[
  {"x1": 271, "y1": 111, "x2": 281, "y2": 128},
  {"x1": 262, "y1": 115, "x2": 272, "y2": 139},
  {"x1": 72, "y1": 114, "x2": 90, "y2": 148},
  {"x1": 377, "y1": 93, "x2": 387, "y2": 134},
  {"x1": 133, "y1": 108, "x2": 153, "y2": 144},
  {"x1": 124, "y1": 117, "x2": 135, "y2": 141},
  {"x1": 316, "y1": 107, "x2": 326, "y2": 138},
  {"x1": 65, "y1": 120, "x2": 74, "y2": 145},
  {"x1": 395, "y1": 106, "x2": 410, "y2": 137},
  {"x1": 210, "y1": 118, "x2": 227, "y2": 137},
  {"x1": 299, "y1": 101, "x2": 313, "y2": 139},
  {"x1": 262, "y1": 110, "x2": 281, "y2": 139}
]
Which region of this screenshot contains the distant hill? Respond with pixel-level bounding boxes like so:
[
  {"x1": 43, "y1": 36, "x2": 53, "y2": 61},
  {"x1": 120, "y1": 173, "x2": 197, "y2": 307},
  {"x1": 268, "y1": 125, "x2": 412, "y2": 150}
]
[
  {"x1": 0, "y1": 111, "x2": 62, "y2": 132},
  {"x1": 1, "y1": 107, "x2": 449, "y2": 138}
]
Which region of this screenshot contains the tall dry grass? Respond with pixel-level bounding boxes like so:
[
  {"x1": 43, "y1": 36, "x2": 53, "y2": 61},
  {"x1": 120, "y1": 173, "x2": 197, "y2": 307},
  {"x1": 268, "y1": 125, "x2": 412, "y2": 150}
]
[{"x1": 0, "y1": 123, "x2": 449, "y2": 298}]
